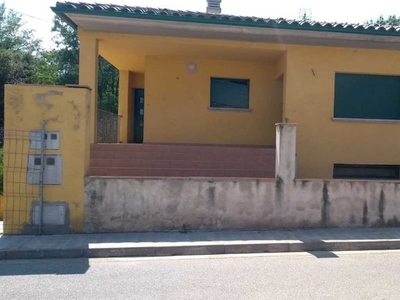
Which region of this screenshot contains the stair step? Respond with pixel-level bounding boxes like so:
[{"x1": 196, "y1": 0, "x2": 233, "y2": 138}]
[
  {"x1": 90, "y1": 158, "x2": 275, "y2": 170},
  {"x1": 89, "y1": 167, "x2": 275, "y2": 178},
  {"x1": 91, "y1": 143, "x2": 275, "y2": 155},
  {"x1": 91, "y1": 151, "x2": 275, "y2": 161},
  {"x1": 89, "y1": 143, "x2": 276, "y2": 178}
]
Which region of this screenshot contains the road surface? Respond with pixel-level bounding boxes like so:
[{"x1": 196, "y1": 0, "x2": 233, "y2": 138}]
[{"x1": 1, "y1": 251, "x2": 399, "y2": 299}]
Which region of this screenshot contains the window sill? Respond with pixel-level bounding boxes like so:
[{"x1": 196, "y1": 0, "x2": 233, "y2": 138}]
[
  {"x1": 208, "y1": 107, "x2": 252, "y2": 112},
  {"x1": 332, "y1": 117, "x2": 400, "y2": 124}
]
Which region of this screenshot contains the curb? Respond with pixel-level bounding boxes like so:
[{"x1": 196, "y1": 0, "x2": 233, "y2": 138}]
[{"x1": 2, "y1": 239, "x2": 400, "y2": 260}]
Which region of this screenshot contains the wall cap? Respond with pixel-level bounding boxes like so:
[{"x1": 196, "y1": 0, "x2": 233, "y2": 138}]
[
  {"x1": 208, "y1": 107, "x2": 252, "y2": 112},
  {"x1": 65, "y1": 84, "x2": 92, "y2": 90},
  {"x1": 275, "y1": 123, "x2": 298, "y2": 126}
]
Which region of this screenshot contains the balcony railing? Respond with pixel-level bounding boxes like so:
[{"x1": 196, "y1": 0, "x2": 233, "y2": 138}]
[{"x1": 97, "y1": 109, "x2": 121, "y2": 143}]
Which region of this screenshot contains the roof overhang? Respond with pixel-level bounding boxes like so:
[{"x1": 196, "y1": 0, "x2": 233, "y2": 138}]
[{"x1": 54, "y1": 11, "x2": 400, "y2": 51}]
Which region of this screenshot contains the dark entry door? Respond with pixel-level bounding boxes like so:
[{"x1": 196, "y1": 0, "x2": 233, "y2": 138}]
[{"x1": 133, "y1": 89, "x2": 144, "y2": 143}]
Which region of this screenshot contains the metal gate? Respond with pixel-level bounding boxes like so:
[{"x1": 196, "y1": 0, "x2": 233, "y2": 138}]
[{"x1": 97, "y1": 109, "x2": 121, "y2": 143}]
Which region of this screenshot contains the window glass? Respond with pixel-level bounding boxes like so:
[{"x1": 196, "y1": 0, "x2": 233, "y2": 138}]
[
  {"x1": 333, "y1": 164, "x2": 400, "y2": 180},
  {"x1": 210, "y1": 78, "x2": 250, "y2": 109},
  {"x1": 334, "y1": 73, "x2": 400, "y2": 120}
]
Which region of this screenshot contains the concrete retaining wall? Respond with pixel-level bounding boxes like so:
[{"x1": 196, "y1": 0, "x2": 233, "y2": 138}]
[
  {"x1": 83, "y1": 124, "x2": 400, "y2": 233},
  {"x1": 84, "y1": 177, "x2": 400, "y2": 233}
]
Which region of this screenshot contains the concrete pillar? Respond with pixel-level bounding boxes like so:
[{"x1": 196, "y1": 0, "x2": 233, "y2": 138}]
[
  {"x1": 275, "y1": 123, "x2": 297, "y2": 181},
  {"x1": 79, "y1": 36, "x2": 98, "y2": 143},
  {"x1": 118, "y1": 71, "x2": 130, "y2": 143}
]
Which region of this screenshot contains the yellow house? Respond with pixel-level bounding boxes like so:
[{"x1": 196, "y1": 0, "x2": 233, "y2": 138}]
[{"x1": 52, "y1": 1, "x2": 400, "y2": 180}]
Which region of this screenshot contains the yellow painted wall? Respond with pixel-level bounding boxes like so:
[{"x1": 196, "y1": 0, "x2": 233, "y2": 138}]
[
  {"x1": 3, "y1": 85, "x2": 91, "y2": 234},
  {"x1": 144, "y1": 57, "x2": 283, "y2": 145},
  {"x1": 78, "y1": 30, "x2": 285, "y2": 146},
  {"x1": 78, "y1": 34, "x2": 98, "y2": 143},
  {"x1": 285, "y1": 46, "x2": 400, "y2": 178},
  {"x1": 78, "y1": 29, "x2": 400, "y2": 179},
  {"x1": 131, "y1": 72, "x2": 145, "y2": 89},
  {"x1": 118, "y1": 70, "x2": 130, "y2": 143},
  {"x1": 118, "y1": 72, "x2": 144, "y2": 143}
]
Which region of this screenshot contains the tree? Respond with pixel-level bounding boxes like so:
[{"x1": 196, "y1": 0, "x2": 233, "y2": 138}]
[
  {"x1": 45, "y1": 16, "x2": 119, "y2": 113},
  {"x1": 50, "y1": 16, "x2": 79, "y2": 85},
  {"x1": 0, "y1": 3, "x2": 40, "y2": 52},
  {"x1": 369, "y1": 15, "x2": 400, "y2": 26},
  {"x1": 32, "y1": 51, "x2": 58, "y2": 85},
  {"x1": 98, "y1": 56, "x2": 119, "y2": 113},
  {"x1": 0, "y1": 4, "x2": 119, "y2": 124},
  {"x1": 0, "y1": 3, "x2": 42, "y2": 126}
]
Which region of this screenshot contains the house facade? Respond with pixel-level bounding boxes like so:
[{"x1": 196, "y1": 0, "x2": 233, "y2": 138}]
[
  {"x1": 3, "y1": 1, "x2": 400, "y2": 234},
  {"x1": 52, "y1": 1, "x2": 400, "y2": 180}
]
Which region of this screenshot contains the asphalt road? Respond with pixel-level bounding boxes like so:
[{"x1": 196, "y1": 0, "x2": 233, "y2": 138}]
[{"x1": 1, "y1": 251, "x2": 400, "y2": 300}]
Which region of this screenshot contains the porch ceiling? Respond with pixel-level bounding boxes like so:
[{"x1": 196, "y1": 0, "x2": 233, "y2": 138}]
[{"x1": 99, "y1": 35, "x2": 284, "y2": 72}]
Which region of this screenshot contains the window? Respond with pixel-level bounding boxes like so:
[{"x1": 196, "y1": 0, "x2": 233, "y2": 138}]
[
  {"x1": 333, "y1": 164, "x2": 400, "y2": 180},
  {"x1": 334, "y1": 73, "x2": 400, "y2": 120},
  {"x1": 210, "y1": 77, "x2": 250, "y2": 109}
]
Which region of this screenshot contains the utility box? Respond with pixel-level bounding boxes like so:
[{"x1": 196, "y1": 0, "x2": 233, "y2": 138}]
[
  {"x1": 27, "y1": 154, "x2": 62, "y2": 185},
  {"x1": 30, "y1": 131, "x2": 60, "y2": 150},
  {"x1": 32, "y1": 202, "x2": 67, "y2": 226}
]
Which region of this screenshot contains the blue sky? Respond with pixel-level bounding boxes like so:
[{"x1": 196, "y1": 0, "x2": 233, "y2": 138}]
[{"x1": 5, "y1": 0, "x2": 400, "y2": 49}]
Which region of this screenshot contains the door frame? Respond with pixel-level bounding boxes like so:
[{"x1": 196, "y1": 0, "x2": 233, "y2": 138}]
[{"x1": 133, "y1": 88, "x2": 144, "y2": 143}]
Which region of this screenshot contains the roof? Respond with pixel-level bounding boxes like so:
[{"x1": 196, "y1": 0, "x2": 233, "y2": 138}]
[{"x1": 52, "y1": 1, "x2": 400, "y2": 37}]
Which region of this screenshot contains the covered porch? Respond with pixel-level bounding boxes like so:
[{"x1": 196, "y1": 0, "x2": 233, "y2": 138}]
[{"x1": 78, "y1": 19, "x2": 288, "y2": 178}]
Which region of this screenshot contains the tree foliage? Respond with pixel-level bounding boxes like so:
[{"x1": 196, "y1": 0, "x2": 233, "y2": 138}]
[
  {"x1": 0, "y1": 2, "x2": 119, "y2": 127},
  {"x1": 369, "y1": 15, "x2": 400, "y2": 26},
  {"x1": 41, "y1": 16, "x2": 119, "y2": 113},
  {"x1": 0, "y1": 3, "x2": 41, "y2": 125},
  {"x1": 50, "y1": 16, "x2": 80, "y2": 85},
  {"x1": 98, "y1": 57, "x2": 119, "y2": 113},
  {"x1": 33, "y1": 16, "x2": 119, "y2": 113},
  {"x1": 0, "y1": 3, "x2": 40, "y2": 52}
]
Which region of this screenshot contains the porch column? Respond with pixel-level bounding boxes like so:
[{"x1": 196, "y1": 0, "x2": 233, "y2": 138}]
[
  {"x1": 118, "y1": 70, "x2": 130, "y2": 143},
  {"x1": 79, "y1": 36, "x2": 99, "y2": 143},
  {"x1": 276, "y1": 123, "x2": 297, "y2": 181}
]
